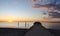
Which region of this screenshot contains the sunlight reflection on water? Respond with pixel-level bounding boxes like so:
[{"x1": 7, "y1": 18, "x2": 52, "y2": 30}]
[{"x1": 0, "y1": 22, "x2": 60, "y2": 29}]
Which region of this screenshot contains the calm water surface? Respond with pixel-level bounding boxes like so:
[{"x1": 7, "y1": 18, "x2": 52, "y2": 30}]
[{"x1": 0, "y1": 22, "x2": 60, "y2": 29}]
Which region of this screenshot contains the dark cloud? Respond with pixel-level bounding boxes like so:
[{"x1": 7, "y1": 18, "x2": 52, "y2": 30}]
[
  {"x1": 48, "y1": 12, "x2": 60, "y2": 18},
  {"x1": 32, "y1": 0, "x2": 60, "y2": 18},
  {"x1": 32, "y1": 0, "x2": 60, "y2": 10}
]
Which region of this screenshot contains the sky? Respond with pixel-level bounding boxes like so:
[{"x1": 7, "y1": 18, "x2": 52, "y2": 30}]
[
  {"x1": 0, "y1": 0, "x2": 60, "y2": 21},
  {"x1": 0, "y1": 0, "x2": 43, "y2": 21}
]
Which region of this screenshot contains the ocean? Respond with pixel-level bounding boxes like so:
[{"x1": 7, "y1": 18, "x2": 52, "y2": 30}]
[
  {"x1": 0, "y1": 22, "x2": 34, "y2": 29},
  {"x1": 0, "y1": 22, "x2": 60, "y2": 29}
]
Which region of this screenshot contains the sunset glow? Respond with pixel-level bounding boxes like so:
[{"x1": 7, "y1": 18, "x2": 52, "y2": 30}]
[{"x1": 7, "y1": 19, "x2": 13, "y2": 23}]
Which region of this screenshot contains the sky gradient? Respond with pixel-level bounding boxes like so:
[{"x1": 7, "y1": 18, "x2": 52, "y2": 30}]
[
  {"x1": 0, "y1": 0, "x2": 43, "y2": 21},
  {"x1": 0, "y1": 0, "x2": 60, "y2": 22}
]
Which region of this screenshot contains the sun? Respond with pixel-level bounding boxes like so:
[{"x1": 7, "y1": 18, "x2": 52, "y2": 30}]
[{"x1": 8, "y1": 19, "x2": 13, "y2": 23}]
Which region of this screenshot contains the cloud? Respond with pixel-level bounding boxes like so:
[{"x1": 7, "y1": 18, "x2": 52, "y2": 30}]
[
  {"x1": 48, "y1": 12, "x2": 60, "y2": 18},
  {"x1": 32, "y1": 0, "x2": 60, "y2": 10},
  {"x1": 32, "y1": 0, "x2": 56, "y2": 6}
]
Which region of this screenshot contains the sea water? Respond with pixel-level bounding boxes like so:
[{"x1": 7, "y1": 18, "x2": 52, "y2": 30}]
[
  {"x1": 0, "y1": 22, "x2": 60, "y2": 29},
  {"x1": 0, "y1": 22, "x2": 33, "y2": 29}
]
